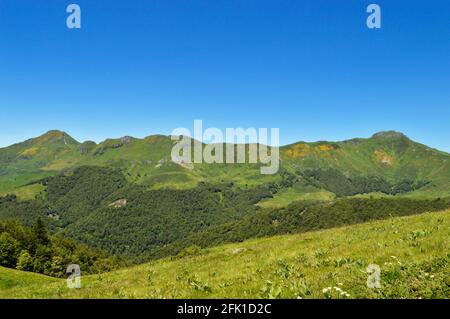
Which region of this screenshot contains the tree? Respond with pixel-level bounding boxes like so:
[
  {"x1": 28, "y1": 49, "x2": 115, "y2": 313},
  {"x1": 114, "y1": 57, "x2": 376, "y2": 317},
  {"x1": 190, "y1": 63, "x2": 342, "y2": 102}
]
[
  {"x1": 32, "y1": 218, "x2": 49, "y2": 246},
  {"x1": 16, "y1": 250, "x2": 34, "y2": 271},
  {"x1": 48, "y1": 256, "x2": 64, "y2": 277},
  {"x1": 0, "y1": 232, "x2": 20, "y2": 267}
]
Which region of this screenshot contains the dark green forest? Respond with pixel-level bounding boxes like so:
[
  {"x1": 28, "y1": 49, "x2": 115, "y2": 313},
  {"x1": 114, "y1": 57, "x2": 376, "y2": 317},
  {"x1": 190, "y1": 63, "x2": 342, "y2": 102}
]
[
  {"x1": 0, "y1": 165, "x2": 448, "y2": 276},
  {"x1": 300, "y1": 168, "x2": 429, "y2": 197},
  {"x1": 0, "y1": 218, "x2": 124, "y2": 277},
  {"x1": 142, "y1": 197, "x2": 450, "y2": 260}
]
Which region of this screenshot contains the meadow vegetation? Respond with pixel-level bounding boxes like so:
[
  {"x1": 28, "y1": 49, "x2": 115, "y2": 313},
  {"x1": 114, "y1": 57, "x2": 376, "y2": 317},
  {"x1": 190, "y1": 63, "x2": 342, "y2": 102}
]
[{"x1": 1, "y1": 210, "x2": 448, "y2": 299}]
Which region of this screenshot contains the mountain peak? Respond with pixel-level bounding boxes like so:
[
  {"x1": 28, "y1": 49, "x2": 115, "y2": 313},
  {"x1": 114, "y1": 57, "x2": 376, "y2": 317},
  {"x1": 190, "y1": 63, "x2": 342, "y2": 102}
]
[
  {"x1": 371, "y1": 131, "x2": 409, "y2": 140},
  {"x1": 32, "y1": 130, "x2": 78, "y2": 146},
  {"x1": 41, "y1": 130, "x2": 66, "y2": 137}
]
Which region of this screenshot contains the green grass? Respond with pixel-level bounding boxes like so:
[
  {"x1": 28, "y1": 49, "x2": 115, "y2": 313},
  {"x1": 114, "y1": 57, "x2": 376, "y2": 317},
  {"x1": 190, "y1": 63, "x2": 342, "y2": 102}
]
[
  {"x1": 0, "y1": 267, "x2": 60, "y2": 293},
  {"x1": 0, "y1": 183, "x2": 45, "y2": 200},
  {"x1": 1, "y1": 209, "x2": 449, "y2": 299},
  {"x1": 258, "y1": 187, "x2": 335, "y2": 208}
]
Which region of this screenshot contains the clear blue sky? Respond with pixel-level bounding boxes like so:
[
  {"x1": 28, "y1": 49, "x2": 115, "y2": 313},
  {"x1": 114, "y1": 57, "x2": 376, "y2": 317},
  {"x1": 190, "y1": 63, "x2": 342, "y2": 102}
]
[{"x1": 0, "y1": 0, "x2": 449, "y2": 151}]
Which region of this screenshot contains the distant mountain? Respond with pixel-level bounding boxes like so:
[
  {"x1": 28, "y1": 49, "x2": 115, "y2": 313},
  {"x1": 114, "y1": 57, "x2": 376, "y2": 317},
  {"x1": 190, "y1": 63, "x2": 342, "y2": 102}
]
[
  {"x1": 0, "y1": 130, "x2": 448, "y2": 198},
  {"x1": 280, "y1": 130, "x2": 450, "y2": 198}
]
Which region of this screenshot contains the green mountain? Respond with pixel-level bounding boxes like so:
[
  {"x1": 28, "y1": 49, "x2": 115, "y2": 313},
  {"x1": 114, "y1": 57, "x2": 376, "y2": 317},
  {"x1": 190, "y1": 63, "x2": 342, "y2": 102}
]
[
  {"x1": 0, "y1": 130, "x2": 80, "y2": 194},
  {"x1": 1, "y1": 130, "x2": 449, "y2": 199},
  {"x1": 281, "y1": 131, "x2": 450, "y2": 195}
]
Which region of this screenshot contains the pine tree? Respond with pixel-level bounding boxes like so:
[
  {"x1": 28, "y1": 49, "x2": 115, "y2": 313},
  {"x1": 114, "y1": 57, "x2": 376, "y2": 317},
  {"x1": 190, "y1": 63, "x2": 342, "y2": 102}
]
[{"x1": 32, "y1": 218, "x2": 49, "y2": 246}]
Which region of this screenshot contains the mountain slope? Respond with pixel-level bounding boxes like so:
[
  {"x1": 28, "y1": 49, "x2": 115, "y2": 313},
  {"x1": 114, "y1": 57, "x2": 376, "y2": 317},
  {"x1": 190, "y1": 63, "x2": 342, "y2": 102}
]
[
  {"x1": 280, "y1": 131, "x2": 450, "y2": 197},
  {"x1": 1, "y1": 209, "x2": 449, "y2": 299},
  {"x1": 0, "y1": 130, "x2": 79, "y2": 193}
]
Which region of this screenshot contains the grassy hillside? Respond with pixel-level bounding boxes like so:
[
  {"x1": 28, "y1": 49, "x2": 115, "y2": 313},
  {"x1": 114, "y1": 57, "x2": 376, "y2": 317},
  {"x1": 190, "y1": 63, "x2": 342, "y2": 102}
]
[
  {"x1": 143, "y1": 197, "x2": 450, "y2": 260},
  {"x1": 1, "y1": 209, "x2": 449, "y2": 299}
]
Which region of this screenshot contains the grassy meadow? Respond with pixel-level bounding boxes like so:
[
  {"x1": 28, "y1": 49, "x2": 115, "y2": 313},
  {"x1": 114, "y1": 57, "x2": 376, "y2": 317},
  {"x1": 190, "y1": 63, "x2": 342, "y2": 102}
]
[{"x1": 1, "y1": 209, "x2": 448, "y2": 299}]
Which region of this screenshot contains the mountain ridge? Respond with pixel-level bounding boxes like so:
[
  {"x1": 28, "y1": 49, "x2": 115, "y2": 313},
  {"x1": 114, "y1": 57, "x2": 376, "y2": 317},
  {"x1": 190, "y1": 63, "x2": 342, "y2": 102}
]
[
  {"x1": 0, "y1": 129, "x2": 449, "y2": 198},
  {"x1": 4, "y1": 129, "x2": 445, "y2": 151}
]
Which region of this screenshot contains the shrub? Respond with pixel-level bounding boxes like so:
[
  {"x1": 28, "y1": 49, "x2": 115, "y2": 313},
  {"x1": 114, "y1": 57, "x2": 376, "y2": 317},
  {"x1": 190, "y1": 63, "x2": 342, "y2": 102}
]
[
  {"x1": 0, "y1": 232, "x2": 20, "y2": 267},
  {"x1": 16, "y1": 250, "x2": 34, "y2": 271}
]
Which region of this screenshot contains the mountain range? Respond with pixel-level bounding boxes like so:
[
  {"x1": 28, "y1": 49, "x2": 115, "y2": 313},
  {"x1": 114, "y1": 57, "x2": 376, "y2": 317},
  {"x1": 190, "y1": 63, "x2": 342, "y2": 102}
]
[{"x1": 1, "y1": 130, "x2": 449, "y2": 200}]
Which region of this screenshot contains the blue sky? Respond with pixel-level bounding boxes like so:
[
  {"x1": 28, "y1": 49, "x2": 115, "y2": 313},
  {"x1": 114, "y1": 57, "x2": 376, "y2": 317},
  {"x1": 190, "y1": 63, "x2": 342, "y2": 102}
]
[{"x1": 0, "y1": 0, "x2": 449, "y2": 151}]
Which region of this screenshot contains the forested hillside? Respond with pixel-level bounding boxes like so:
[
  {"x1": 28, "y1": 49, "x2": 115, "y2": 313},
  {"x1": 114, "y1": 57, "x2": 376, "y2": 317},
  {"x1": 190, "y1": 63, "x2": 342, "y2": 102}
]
[
  {"x1": 142, "y1": 197, "x2": 450, "y2": 260},
  {"x1": 0, "y1": 219, "x2": 123, "y2": 277},
  {"x1": 1, "y1": 165, "x2": 449, "y2": 262}
]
